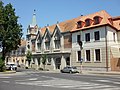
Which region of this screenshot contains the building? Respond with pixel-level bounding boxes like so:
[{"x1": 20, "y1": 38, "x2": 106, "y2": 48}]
[
  {"x1": 71, "y1": 10, "x2": 120, "y2": 71},
  {"x1": 26, "y1": 10, "x2": 120, "y2": 71},
  {"x1": 6, "y1": 39, "x2": 26, "y2": 67}
]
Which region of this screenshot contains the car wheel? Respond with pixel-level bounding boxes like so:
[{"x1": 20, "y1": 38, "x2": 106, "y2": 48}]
[
  {"x1": 69, "y1": 70, "x2": 72, "y2": 74},
  {"x1": 60, "y1": 70, "x2": 63, "y2": 73}
]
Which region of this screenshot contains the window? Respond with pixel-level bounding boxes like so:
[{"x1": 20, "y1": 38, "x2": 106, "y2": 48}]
[
  {"x1": 17, "y1": 50, "x2": 20, "y2": 55},
  {"x1": 95, "y1": 49, "x2": 100, "y2": 61},
  {"x1": 94, "y1": 31, "x2": 100, "y2": 41},
  {"x1": 86, "y1": 50, "x2": 90, "y2": 61},
  {"x1": 94, "y1": 16, "x2": 100, "y2": 24},
  {"x1": 45, "y1": 37, "x2": 50, "y2": 50},
  {"x1": 54, "y1": 35, "x2": 61, "y2": 49},
  {"x1": 13, "y1": 59, "x2": 15, "y2": 63},
  {"x1": 27, "y1": 45, "x2": 30, "y2": 49},
  {"x1": 47, "y1": 58, "x2": 51, "y2": 65},
  {"x1": 21, "y1": 49, "x2": 25, "y2": 55},
  {"x1": 45, "y1": 42, "x2": 50, "y2": 50},
  {"x1": 85, "y1": 19, "x2": 91, "y2": 26},
  {"x1": 22, "y1": 59, "x2": 24, "y2": 63},
  {"x1": 113, "y1": 33, "x2": 115, "y2": 42},
  {"x1": 66, "y1": 57, "x2": 70, "y2": 65},
  {"x1": 78, "y1": 51, "x2": 81, "y2": 61},
  {"x1": 77, "y1": 35, "x2": 81, "y2": 42},
  {"x1": 13, "y1": 50, "x2": 16, "y2": 55},
  {"x1": 77, "y1": 21, "x2": 82, "y2": 28},
  {"x1": 85, "y1": 33, "x2": 90, "y2": 42},
  {"x1": 37, "y1": 42, "x2": 41, "y2": 51},
  {"x1": 54, "y1": 40, "x2": 61, "y2": 49}
]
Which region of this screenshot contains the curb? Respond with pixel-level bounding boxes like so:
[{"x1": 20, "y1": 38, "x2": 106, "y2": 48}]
[
  {"x1": 0, "y1": 71, "x2": 16, "y2": 74},
  {"x1": 81, "y1": 71, "x2": 120, "y2": 75}
]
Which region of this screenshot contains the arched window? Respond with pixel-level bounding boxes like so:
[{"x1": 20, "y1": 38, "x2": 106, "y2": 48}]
[{"x1": 85, "y1": 19, "x2": 91, "y2": 26}]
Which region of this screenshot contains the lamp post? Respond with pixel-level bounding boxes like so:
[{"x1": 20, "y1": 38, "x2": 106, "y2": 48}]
[{"x1": 77, "y1": 40, "x2": 83, "y2": 73}]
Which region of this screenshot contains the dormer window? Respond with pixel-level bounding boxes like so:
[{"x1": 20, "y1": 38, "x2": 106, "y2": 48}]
[
  {"x1": 77, "y1": 21, "x2": 83, "y2": 28},
  {"x1": 94, "y1": 16, "x2": 100, "y2": 24},
  {"x1": 85, "y1": 19, "x2": 91, "y2": 26},
  {"x1": 108, "y1": 18, "x2": 113, "y2": 25},
  {"x1": 93, "y1": 16, "x2": 102, "y2": 25}
]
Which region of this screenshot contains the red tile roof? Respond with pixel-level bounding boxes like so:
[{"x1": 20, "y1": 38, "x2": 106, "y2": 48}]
[
  {"x1": 38, "y1": 10, "x2": 120, "y2": 34},
  {"x1": 112, "y1": 16, "x2": 120, "y2": 30}
]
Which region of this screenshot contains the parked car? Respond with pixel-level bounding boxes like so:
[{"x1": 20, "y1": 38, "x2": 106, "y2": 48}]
[
  {"x1": 6, "y1": 63, "x2": 17, "y2": 71},
  {"x1": 60, "y1": 66, "x2": 79, "y2": 73}
]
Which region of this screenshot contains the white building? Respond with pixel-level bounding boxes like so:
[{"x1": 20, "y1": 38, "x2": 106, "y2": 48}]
[{"x1": 26, "y1": 10, "x2": 120, "y2": 71}]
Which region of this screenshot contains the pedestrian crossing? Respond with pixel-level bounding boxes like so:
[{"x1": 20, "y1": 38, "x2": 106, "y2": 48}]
[{"x1": 14, "y1": 77, "x2": 120, "y2": 90}]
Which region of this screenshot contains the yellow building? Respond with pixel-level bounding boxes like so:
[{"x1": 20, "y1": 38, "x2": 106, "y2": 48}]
[{"x1": 6, "y1": 39, "x2": 26, "y2": 67}]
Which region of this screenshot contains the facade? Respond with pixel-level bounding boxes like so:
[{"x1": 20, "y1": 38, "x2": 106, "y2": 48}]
[
  {"x1": 26, "y1": 10, "x2": 120, "y2": 71},
  {"x1": 6, "y1": 39, "x2": 26, "y2": 67}
]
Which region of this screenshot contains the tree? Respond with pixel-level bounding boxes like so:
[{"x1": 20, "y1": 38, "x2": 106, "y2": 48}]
[
  {"x1": 0, "y1": 57, "x2": 5, "y2": 72},
  {"x1": 0, "y1": 1, "x2": 23, "y2": 61},
  {"x1": 26, "y1": 50, "x2": 32, "y2": 66},
  {"x1": 42, "y1": 54, "x2": 47, "y2": 69}
]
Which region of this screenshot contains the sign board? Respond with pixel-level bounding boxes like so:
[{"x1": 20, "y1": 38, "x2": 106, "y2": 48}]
[{"x1": 80, "y1": 58, "x2": 83, "y2": 63}]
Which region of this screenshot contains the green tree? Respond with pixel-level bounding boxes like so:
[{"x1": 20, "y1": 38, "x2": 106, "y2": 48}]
[
  {"x1": 26, "y1": 50, "x2": 32, "y2": 66},
  {"x1": 42, "y1": 54, "x2": 47, "y2": 69},
  {"x1": 0, "y1": 1, "x2": 23, "y2": 61},
  {"x1": 0, "y1": 57, "x2": 5, "y2": 72}
]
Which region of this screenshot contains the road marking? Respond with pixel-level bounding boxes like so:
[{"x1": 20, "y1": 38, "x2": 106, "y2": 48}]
[
  {"x1": 112, "y1": 82, "x2": 120, "y2": 84},
  {"x1": 93, "y1": 79, "x2": 120, "y2": 85},
  {"x1": 0, "y1": 77, "x2": 11, "y2": 78},
  {"x1": 28, "y1": 78, "x2": 38, "y2": 80},
  {"x1": 2, "y1": 81, "x2": 10, "y2": 83},
  {"x1": 15, "y1": 78, "x2": 120, "y2": 90},
  {"x1": 95, "y1": 79, "x2": 110, "y2": 82},
  {"x1": 15, "y1": 78, "x2": 38, "y2": 81}
]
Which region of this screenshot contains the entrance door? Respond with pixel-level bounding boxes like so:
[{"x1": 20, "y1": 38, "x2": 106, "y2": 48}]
[
  {"x1": 66, "y1": 57, "x2": 70, "y2": 66},
  {"x1": 55, "y1": 58, "x2": 61, "y2": 69}
]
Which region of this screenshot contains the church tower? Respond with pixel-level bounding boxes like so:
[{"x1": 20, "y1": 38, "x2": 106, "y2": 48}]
[{"x1": 26, "y1": 10, "x2": 38, "y2": 52}]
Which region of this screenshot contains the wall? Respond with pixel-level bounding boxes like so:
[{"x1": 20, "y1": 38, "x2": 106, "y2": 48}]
[{"x1": 71, "y1": 26, "x2": 113, "y2": 71}]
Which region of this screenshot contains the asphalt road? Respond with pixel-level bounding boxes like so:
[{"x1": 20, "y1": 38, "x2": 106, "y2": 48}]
[{"x1": 0, "y1": 70, "x2": 120, "y2": 90}]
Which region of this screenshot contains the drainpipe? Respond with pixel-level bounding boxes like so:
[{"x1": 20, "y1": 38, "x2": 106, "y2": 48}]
[{"x1": 105, "y1": 26, "x2": 108, "y2": 72}]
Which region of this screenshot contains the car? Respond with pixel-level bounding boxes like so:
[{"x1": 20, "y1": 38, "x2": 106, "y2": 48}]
[
  {"x1": 6, "y1": 63, "x2": 17, "y2": 71},
  {"x1": 60, "y1": 66, "x2": 79, "y2": 73}
]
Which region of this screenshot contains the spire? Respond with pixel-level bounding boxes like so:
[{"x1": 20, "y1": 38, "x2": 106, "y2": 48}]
[{"x1": 31, "y1": 9, "x2": 37, "y2": 26}]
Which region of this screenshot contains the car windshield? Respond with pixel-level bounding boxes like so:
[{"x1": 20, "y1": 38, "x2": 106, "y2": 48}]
[
  {"x1": 72, "y1": 67, "x2": 77, "y2": 69},
  {"x1": 7, "y1": 64, "x2": 16, "y2": 66}
]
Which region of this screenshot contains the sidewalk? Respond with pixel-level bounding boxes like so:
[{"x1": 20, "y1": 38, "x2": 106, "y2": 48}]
[
  {"x1": 45, "y1": 70, "x2": 120, "y2": 76},
  {"x1": 80, "y1": 70, "x2": 120, "y2": 75}
]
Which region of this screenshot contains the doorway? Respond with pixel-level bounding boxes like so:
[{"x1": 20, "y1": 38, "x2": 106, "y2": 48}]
[{"x1": 55, "y1": 58, "x2": 61, "y2": 69}]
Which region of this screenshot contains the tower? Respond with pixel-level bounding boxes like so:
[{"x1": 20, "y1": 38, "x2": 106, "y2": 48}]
[{"x1": 26, "y1": 10, "x2": 38, "y2": 52}]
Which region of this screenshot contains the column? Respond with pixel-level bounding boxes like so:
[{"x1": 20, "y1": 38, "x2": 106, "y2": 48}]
[{"x1": 61, "y1": 55, "x2": 66, "y2": 69}]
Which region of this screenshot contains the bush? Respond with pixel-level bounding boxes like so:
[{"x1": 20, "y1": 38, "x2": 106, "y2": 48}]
[{"x1": 0, "y1": 58, "x2": 5, "y2": 72}]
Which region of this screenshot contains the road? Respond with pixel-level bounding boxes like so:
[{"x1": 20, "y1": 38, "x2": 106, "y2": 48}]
[{"x1": 0, "y1": 70, "x2": 120, "y2": 90}]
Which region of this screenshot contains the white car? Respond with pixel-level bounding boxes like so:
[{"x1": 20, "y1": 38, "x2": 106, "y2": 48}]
[
  {"x1": 6, "y1": 63, "x2": 17, "y2": 71},
  {"x1": 60, "y1": 66, "x2": 79, "y2": 73}
]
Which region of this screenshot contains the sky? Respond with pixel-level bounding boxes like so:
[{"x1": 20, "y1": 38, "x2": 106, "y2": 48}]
[{"x1": 2, "y1": 0, "x2": 120, "y2": 38}]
